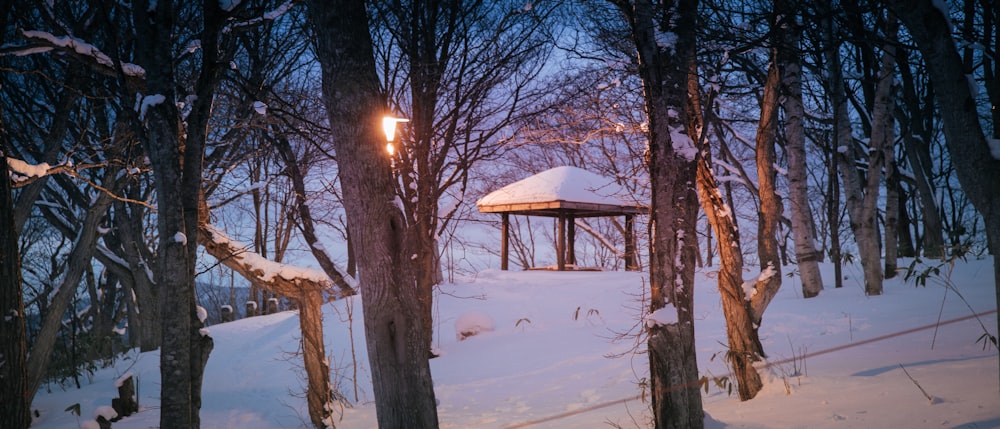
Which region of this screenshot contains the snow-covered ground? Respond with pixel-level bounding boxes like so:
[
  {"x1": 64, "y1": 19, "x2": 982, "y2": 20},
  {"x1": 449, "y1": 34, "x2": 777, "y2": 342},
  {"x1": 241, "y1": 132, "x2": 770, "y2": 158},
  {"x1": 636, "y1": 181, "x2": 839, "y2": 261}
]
[{"x1": 30, "y1": 258, "x2": 999, "y2": 428}]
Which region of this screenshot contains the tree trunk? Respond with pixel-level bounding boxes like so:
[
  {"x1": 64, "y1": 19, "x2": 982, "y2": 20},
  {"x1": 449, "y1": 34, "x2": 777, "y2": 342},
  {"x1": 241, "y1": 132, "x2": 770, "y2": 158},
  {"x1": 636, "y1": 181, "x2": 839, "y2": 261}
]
[
  {"x1": 825, "y1": 6, "x2": 891, "y2": 296},
  {"x1": 133, "y1": 0, "x2": 224, "y2": 426},
  {"x1": 0, "y1": 125, "x2": 30, "y2": 429},
  {"x1": 751, "y1": 49, "x2": 783, "y2": 320},
  {"x1": 619, "y1": 0, "x2": 705, "y2": 426},
  {"x1": 300, "y1": 289, "x2": 334, "y2": 429},
  {"x1": 898, "y1": 187, "x2": 917, "y2": 257},
  {"x1": 777, "y1": 0, "x2": 823, "y2": 298},
  {"x1": 884, "y1": 136, "x2": 901, "y2": 278},
  {"x1": 887, "y1": 0, "x2": 1000, "y2": 388},
  {"x1": 695, "y1": 153, "x2": 764, "y2": 401},
  {"x1": 307, "y1": 1, "x2": 440, "y2": 427},
  {"x1": 111, "y1": 196, "x2": 160, "y2": 351},
  {"x1": 896, "y1": 51, "x2": 946, "y2": 259},
  {"x1": 26, "y1": 192, "x2": 115, "y2": 402}
]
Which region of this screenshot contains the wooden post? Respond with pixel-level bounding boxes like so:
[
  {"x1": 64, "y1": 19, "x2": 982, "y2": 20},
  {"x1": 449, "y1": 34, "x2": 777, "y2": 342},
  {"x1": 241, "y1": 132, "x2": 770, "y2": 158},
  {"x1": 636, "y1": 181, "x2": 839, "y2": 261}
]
[
  {"x1": 220, "y1": 305, "x2": 234, "y2": 322},
  {"x1": 557, "y1": 213, "x2": 566, "y2": 271},
  {"x1": 245, "y1": 301, "x2": 258, "y2": 318},
  {"x1": 567, "y1": 215, "x2": 576, "y2": 266},
  {"x1": 501, "y1": 213, "x2": 509, "y2": 270},
  {"x1": 625, "y1": 214, "x2": 636, "y2": 271},
  {"x1": 266, "y1": 297, "x2": 279, "y2": 315}
]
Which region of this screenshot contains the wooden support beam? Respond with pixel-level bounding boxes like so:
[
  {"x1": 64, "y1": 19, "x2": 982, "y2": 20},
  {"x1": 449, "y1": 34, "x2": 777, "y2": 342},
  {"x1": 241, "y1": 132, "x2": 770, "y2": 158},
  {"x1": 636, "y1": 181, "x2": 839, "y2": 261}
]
[
  {"x1": 501, "y1": 213, "x2": 510, "y2": 270},
  {"x1": 625, "y1": 214, "x2": 637, "y2": 271},
  {"x1": 557, "y1": 213, "x2": 566, "y2": 271},
  {"x1": 568, "y1": 215, "x2": 576, "y2": 266}
]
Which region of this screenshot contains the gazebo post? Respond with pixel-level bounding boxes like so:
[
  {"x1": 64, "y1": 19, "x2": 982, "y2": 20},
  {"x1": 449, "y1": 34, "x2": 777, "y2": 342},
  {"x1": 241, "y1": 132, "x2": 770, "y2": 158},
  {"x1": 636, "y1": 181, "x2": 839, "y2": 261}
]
[
  {"x1": 625, "y1": 214, "x2": 636, "y2": 271},
  {"x1": 556, "y1": 213, "x2": 566, "y2": 271},
  {"x1": 567, "y1": 215, "x2": 576, "y2": 267},
  {"x1": 501, "y1": 213, "x2": 510, "y2": 270}
]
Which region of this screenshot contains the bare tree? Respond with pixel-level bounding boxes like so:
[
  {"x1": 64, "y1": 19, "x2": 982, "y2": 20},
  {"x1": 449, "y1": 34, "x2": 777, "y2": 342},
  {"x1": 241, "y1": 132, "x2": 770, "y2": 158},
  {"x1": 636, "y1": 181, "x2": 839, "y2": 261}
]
[
  {"x1": 611, "y1": 0, "x2": 705, "y2": 426},
  {"x1": 777, "y1": 0, "x2": 824, "y2": 298},
  {"x1": 0, "y1": 28, "x2": 30, "y2": 423},
  {"x1": 131, "y1": 0, "x2": 228, "y2": 425},
  {"x1": 370, "y1": 0, "x2": 556, "y2": 350},
  {"x1": 307, "y1": 0, "x2": 440, "y2": 427},
  {"x1": 822, "y1": 3, "x2": 897, "y2": 296}
]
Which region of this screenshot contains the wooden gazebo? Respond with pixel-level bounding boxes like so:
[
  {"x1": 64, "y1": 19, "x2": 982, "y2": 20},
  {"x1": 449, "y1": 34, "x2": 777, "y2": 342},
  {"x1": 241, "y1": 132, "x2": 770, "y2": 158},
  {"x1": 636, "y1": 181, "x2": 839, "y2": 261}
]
[{"x1": 477, "y1": 166, "x2": 647, "y2": 271}]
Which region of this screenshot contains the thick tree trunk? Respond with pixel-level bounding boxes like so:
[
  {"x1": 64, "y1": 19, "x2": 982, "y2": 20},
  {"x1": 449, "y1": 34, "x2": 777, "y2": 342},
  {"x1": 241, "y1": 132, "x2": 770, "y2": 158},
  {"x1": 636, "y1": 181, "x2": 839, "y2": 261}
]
[
  {"x1": 620, "y1": 0, "x2": 705, "y2": 426},
  {"x1": 887, "y1": 0, "x2": 1000, "y2": 387},
  {"x1": 0, "y1": 132, "x2": 30, "y2": 429},
  {"x1": 307, "y1": 1, "x2": 440, "y2": 427},
  {"x1": 777, "y1": 0, "x2": 824, "y2": 298},
  {"x1": 133, "y1": 0, "x2": 224, "y2": 426}
]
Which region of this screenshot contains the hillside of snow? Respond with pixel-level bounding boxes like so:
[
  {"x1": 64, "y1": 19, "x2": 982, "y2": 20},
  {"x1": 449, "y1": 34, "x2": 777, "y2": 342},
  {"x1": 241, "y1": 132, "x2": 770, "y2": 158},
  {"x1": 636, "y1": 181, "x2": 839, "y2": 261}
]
[{"x1": 30, "y1": 258, "x2": 999, "y2": 428}]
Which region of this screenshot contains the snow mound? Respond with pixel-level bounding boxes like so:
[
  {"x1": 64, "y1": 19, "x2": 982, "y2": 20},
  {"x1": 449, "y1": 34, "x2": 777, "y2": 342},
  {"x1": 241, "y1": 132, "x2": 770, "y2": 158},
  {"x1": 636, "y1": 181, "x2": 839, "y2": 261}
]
[{"x1": 455, "y1": 311, "x2": 495, "y2": 341}]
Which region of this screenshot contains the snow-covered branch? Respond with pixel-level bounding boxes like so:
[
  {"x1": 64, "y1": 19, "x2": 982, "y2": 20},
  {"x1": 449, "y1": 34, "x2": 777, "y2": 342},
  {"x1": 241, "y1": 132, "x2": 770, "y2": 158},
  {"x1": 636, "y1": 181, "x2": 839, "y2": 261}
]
[
  {"x1": 10, "y1": 29, "x2": 145, "y2": 89},
  {"x1": 222, "y1": 1, "x2": 295, "y2": 34},
  {"x1": 199, "y1": 224, "x2": 349, "y2": 300}
]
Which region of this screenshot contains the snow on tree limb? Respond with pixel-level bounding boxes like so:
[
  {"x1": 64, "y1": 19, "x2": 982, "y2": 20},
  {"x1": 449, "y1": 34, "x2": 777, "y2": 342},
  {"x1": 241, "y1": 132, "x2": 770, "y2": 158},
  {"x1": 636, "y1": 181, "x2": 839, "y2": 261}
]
[
  {"x1": 222, "y1": 1, "x2": 295, "y2": 34},
  {"x1": 198, "y1": 223, "x2": 355, "y2": 299},
  {"x1": 12, "y1": 29, "x2": 145, "y2": 88}
]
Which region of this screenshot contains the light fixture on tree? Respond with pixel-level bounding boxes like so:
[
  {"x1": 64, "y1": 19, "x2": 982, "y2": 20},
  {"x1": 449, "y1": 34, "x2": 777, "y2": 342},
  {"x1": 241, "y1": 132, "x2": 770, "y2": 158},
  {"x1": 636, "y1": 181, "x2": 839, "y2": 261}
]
[{"x1": 382, "y1": 116, "x2": 409, "y2": 156}]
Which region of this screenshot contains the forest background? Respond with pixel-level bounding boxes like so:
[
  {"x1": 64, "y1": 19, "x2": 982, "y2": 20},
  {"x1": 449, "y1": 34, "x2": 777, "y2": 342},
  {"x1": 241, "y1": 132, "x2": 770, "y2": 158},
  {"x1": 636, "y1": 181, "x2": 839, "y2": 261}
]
[{"x1": 1, "y1": 0, "x2": 998, "y2": 428}]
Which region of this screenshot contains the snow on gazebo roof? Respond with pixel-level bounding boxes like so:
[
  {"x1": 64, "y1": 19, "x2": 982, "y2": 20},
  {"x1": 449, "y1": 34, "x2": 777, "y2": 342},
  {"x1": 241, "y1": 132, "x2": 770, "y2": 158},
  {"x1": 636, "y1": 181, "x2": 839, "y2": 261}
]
[{"x1": 477, "y1": 166, "x2": 646, "y2": 218}]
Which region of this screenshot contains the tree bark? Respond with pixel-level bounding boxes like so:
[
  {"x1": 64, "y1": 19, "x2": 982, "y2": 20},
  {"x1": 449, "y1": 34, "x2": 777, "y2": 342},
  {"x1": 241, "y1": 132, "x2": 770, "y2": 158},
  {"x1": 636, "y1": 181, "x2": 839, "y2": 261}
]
[
  {"x1": 307, "y1": 1, "x2": 440, "y2": 427},
  {"x1": 617, "y1": 0, "x2": 705, "y2": 426},
  {"x1": 751, "y1": 49, "x2": 783, "y2": 320},
  {"x1": 133, "y1": 0, "x2": 225, "y2": 425},
  {"x1": 300, "y1": 289, "x2": 334, "y2": 429},
  {"x1": 0, "y1": 115, "x2": 30, "y2": 429},
  {"x1": 777, "y1": 0, "x2": 824, "y2": 298},
  {"x1": 695, "y1": 152, "x2": 764, "y2": 401}
]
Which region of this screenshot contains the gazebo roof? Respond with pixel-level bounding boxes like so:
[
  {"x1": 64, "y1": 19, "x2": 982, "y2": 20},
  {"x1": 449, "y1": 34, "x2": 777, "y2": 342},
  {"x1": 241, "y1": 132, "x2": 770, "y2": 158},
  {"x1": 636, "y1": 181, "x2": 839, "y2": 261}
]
[{"x1": 477, "y1": 166, "x2": 646, "y2": 218}]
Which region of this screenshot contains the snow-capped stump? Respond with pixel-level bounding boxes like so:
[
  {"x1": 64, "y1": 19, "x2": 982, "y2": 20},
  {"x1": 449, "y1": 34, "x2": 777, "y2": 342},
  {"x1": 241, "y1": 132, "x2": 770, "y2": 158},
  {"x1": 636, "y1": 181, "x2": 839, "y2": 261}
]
[
  {"x1": 111, "y1": 372, "x2": 138, "y2": 421},
  {"x1": 455, "y1": 311, "x2": 495, "y2": 341},
  {"x1": 93, "y1": 405, "x2": 117, "y2": 428},
  {"x1": 246, "y1": 300, "x2": 258, "y2": 317},
  {"x1": 266, "y1": 297, "x2": 279, "y2": 314},
  {"x1": 220, "y1": 304, "x2": 234, "y2": 322}
]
